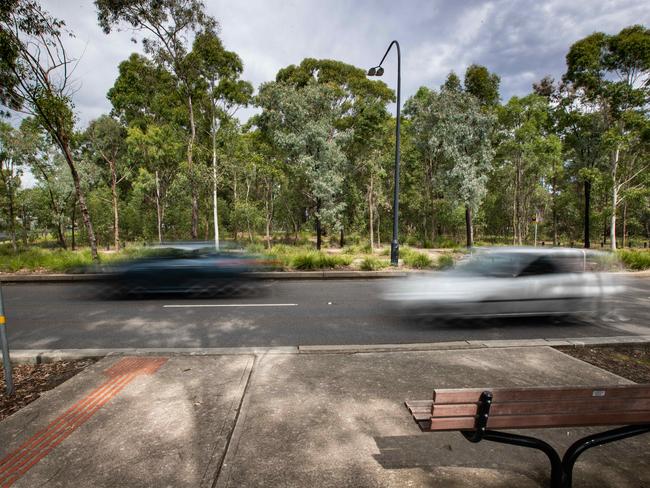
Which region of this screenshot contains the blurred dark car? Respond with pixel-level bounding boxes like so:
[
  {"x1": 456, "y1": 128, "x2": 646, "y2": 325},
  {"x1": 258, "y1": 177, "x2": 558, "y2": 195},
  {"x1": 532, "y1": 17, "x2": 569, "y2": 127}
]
[
  {"x1": 382, "y1": 247, "x2": 624, "y2": 319},
  {"x1": 94, "y1": 245, "x2": 265, "y2": 298}
]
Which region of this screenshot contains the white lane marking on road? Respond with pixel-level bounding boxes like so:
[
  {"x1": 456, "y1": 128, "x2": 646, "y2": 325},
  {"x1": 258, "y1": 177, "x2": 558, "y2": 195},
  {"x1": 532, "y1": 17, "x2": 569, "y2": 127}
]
[{"x1": 163, "y1": 303, "x2": 298, "y2": 308}]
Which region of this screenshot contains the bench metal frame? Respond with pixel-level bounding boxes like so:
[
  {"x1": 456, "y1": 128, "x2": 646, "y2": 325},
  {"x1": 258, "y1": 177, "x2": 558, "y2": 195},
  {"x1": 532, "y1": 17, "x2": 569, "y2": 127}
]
[{"x1": 462, "y1": 391, "x2": 650, "y2": 488}]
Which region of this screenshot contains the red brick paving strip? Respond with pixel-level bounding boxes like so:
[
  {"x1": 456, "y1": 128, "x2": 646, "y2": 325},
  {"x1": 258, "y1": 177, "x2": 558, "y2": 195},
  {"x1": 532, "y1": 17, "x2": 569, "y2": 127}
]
[{"x1": 0, "y1": 357, "x2": 167, "y2": 487}]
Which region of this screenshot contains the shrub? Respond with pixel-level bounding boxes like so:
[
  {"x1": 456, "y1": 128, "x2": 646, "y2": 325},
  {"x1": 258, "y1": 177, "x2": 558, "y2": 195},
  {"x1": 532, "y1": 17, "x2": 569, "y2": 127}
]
[
  {"x1": 401, "y1": 247, "x2": 433, "y2": 269},
  {"x1": 433, "y1": 238, "x2": 459, "y2": 249},
  {"x1": 436, "y1": 254, "x2": 454, "y2": 270},
  {"x1": 617, "y1": 250, "x2": 650, "y2": 270},
  {"x1": 290, "y1": 251, "x2": 352, "y2": 270},
  {"x1": 342, "y1": 245, "x2": 362, "y2": 255},
  {"x1": 246, "y1": 242, "x2": 265, "y2": 254},
  {"x1": 0, "y1": 248, "x2": 95, "y2": 273},
  {"x1": 405, "y1": 235, "x2": 419, "y2": 246},
  {"x1": 359, "y1": 256, "x2": 389, "y2": 271}
]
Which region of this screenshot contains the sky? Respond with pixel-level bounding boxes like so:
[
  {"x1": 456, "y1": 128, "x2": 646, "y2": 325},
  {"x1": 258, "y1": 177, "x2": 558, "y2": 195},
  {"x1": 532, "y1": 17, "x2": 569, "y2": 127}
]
[{"x1": 35, "y1": 0, "x2": 650, "y2": 128}]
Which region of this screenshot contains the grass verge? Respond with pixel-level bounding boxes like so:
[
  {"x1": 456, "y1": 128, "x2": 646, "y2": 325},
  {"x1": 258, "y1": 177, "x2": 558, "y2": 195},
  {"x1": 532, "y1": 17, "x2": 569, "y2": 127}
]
[{"x1": 617, "y1": 249, "x2": 650, "y2": 270}]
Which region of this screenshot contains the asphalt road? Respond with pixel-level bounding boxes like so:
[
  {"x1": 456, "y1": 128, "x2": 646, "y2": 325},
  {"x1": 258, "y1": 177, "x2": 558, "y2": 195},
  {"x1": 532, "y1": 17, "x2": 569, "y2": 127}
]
[{"x1": 2, "y1": 278, "x2": 649, "y2": 350}]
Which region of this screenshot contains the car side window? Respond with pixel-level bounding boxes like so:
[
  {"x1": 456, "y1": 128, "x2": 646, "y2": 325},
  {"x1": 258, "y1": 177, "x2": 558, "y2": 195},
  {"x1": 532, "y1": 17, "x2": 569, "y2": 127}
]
[{"x1": 519, "y1": 257, "x2": 557, "y2": 277}]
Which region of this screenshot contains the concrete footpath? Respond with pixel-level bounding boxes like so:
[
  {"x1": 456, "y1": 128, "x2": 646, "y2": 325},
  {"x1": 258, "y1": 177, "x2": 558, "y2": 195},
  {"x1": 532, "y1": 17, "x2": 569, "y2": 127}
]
[{"x1": 1, "y1": 346, "x2": 649, "y2": 487}]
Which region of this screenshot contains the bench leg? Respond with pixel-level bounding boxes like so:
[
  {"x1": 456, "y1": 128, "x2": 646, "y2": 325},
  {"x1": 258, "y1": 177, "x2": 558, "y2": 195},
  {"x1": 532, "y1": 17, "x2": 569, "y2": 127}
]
[
  {"x1": 561, "y1": 424, "x2": 650, "y2": 487},
  {"x1": 463, "y1": 430, "x2": 564, "y2": 488},
  {"x1": 462, "y1": 425, "x2": 650, "y2": 488}
]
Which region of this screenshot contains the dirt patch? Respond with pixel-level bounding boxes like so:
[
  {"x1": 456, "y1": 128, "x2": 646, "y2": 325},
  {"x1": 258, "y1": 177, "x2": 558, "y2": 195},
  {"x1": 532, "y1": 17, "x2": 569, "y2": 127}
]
[
  {"x1": 556, "y1": 344, "x2": 650, "y2": 383},
  {"x1": 0, "y1": 359, "x2": 97, "y2": 421}
]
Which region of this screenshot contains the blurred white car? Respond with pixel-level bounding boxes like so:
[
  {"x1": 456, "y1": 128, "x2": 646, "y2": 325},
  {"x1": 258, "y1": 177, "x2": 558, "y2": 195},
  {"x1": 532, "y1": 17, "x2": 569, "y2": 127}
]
[{"x1": 383, "y1": 248, "x2": 623, "y2": 318}]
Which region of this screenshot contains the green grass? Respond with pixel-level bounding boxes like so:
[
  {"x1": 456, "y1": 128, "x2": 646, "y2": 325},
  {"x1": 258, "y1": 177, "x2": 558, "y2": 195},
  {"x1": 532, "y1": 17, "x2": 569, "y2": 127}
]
[
  {"x1": 0, "y1": 248, "x2": 95, "y2": 273},
  {"x1": 359, "y1": 256, "x2": 389, "y2": 271},
  {"x1": 342, "y1": 244, "x2": 363, "y2": 255},
  {"x1": 617, "y1": 249, "x2": 650, "y2": 270},
  {"x1": 290, "y1": 251, "x2": 352, "y2": 270},
  {"x1": 400, "y1": 247, "x2": 434, "y2": 269},
  {"x1": 436, "y1": 254, "x2": 454, "y2": 270}
]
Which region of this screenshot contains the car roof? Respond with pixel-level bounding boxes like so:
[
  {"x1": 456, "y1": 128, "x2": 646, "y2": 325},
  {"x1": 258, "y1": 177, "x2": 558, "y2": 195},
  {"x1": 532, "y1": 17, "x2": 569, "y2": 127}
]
[{"x1": 470, "y1": 247, "x2": 603, "y2": 258}]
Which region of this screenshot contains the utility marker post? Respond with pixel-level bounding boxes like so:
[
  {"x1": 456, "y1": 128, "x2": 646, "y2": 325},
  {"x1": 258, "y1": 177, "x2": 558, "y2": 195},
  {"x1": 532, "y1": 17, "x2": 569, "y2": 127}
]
[{"x1": 0, "y1": 284, "x2": 15, "y2": 396}]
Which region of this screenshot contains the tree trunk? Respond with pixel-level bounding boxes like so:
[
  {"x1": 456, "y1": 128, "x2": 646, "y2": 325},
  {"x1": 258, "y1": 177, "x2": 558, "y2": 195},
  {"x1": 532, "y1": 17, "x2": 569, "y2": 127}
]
[
  {"x1": 584, "y1": 180, "x2": 591, "y2": 249},
  {"x1": 187, "y1": 94, "x2": 199, "y2": 240},
  {"x1": 339, "y1": 228, "x2": 345, "y2": 248},
  {"x1": 610, "y1": 183, "x2": 618, "y2": 251},
  {"x1": 516, "y1": 161, "x2": 522, "y2": 246},
  {"x1": 265, "y1": 193, "x2": 272, "y2": 250},
  {"x1": 232, "y1": 171, "x2": 238, "y2": 241},
  {"x1": 610, "y1": 146, "x2": 620, "y2": 251},
  {"x1": 622, "y1": 200, "x2": 627, "y2": 249},
  {"x1": 60, "y1": 135, "x2": 97, "y2": 260},
  {"x1": 108, "y1": 159, "x2": 120, "y2": 251},
  {"x1": 552, "y1": 173, "x2": 558, "y2": 247},
  {"x1": 155, "y1": 170, "x2": 163, "y2": 244},
  {"x1": 465, "y1": 205, "x2": 474, "y2": 248},
  {"x1": 7, "y1": 183, "x2": 17, "y2": 252},
  {"x1": 71, "y1": 200, "x2": 76, "y2": 251},
  {"x1": 368, "y1": 175, "x2": 374, "y2": 250},
  {"x1": 316, "y1": 199, "x2": 322, "y2": 251},
  {"x1": 512, "y1": 167, "x2": 518, "y2": 245},
  {"x1": 21, "y1": 203, "x2": 28, "y2": 245},
  {"x1": 377, "y1": 210, "x2": 381, "y2": 248},
  {"x1": 56, "y1": 214, "x2": 66, "y2": 250},
  {"x1": 212, "y1": 118, "x2": 220, "y2": 251}
]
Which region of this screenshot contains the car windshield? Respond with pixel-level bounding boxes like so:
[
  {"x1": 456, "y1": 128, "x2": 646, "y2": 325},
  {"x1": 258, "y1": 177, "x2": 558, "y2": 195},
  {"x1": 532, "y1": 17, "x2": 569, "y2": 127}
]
[{"x1": 454, "y1": 253, "x2": 524, "y2": 277}]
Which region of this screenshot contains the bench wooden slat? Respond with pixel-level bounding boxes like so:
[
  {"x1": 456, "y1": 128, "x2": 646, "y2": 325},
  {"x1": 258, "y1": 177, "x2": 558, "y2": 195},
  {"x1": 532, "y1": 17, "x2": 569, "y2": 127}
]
[
  {"x1": 405, "y1": 400, "x2": 433, "y2": 421},
  {"x1": 433, "y1": 385, "x2": 650, "y2": 404},
  {"x1": 432, "y1": 398, "x2": 650, "y2": 418},
  {"x1": 428, "y1": 411, "x2": 650, "y2": 431}
]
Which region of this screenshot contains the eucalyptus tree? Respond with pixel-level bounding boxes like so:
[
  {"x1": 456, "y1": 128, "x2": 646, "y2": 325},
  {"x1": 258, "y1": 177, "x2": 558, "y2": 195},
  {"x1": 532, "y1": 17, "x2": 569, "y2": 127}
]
[
  {"x1": 126, "y1": 123, "x2": 183, "y2": 243},
  {"x1": 275, "y1": 58, "x2": 394, "y2": 246},
  {"x1": 96, "y1": 0, "x2": 218, "y2": 239},
  {"x1": 256, "y1": 81, "x2": 350, "y2": 250},
  {"x1": 464, "y1": 64, "x2": 501, "y2": 107},
  {"x1": 496, "y1": 94, "x2": 562, "y2": 245},
  {"x1": 564, "y1": 25, "x2": 650, "y2": 249},
  {"x1": 190, "y1": 30, "x2": 252, "y2": 249},
  {"x1": 108, "y1": 53, "x2": 180, "y2": 129},
  {"x1": 0, "y1": 0, "x2": 99, "y2": 258},
  {"x1": 84, "y1": 116, "x2": 129, "y2": 250},
  {"x1": 405, "y1": 83, "x2": 495, "y2": 247},
  {"x1": 108, "y1": 52, "x2": 186, "y2": 242},
  {"x1": 22, "y1": 122, "x2": 75, "y2": 249},
  {"x1": 0, "y1": 122, "x2": 23, "y2": 250}
]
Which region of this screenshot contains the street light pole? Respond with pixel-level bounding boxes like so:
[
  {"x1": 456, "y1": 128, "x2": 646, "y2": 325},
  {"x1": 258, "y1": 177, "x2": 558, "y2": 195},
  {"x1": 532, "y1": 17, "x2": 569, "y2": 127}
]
[{"x1": 368, "y1": 40, "x2": 401, "y2": 266}]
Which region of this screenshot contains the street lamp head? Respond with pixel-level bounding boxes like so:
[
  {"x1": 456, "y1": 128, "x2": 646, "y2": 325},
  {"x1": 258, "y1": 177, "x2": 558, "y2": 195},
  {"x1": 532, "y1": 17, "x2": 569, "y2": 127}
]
[
  {"x1": 367, "y1": 67, "x2": 377, "y2": 76},
  {"x1": 375, "y1": 66, "x2": 384, "y2": 76}
]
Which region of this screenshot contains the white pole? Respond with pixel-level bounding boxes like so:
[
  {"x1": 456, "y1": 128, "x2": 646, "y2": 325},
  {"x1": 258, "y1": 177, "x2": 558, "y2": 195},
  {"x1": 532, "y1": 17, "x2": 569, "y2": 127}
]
[{"x1": 211, "y1": 81, "x2": 220, "y2": 252}]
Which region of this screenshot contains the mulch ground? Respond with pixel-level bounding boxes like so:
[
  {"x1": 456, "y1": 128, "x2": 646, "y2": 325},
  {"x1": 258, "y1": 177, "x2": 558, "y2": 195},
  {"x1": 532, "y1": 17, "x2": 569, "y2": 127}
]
[
  {"x1": 0, "y1": 359, "x2": 97, "y2": 422},
  {"x1": 556, "y1": 344, "x2": 650, "y2": 383}
]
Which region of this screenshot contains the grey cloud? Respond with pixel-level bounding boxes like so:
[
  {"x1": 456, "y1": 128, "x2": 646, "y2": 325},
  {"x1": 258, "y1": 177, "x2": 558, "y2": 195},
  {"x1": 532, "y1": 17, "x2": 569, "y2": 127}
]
[{"x1": 39, "y1": 0, "x2": 649, "y2": 127}]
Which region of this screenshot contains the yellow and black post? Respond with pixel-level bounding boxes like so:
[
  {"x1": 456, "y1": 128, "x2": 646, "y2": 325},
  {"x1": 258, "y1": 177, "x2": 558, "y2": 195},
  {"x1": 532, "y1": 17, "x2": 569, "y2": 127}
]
[{"x1": 0, "y1": 284, "x2": 14, "y2": 396}]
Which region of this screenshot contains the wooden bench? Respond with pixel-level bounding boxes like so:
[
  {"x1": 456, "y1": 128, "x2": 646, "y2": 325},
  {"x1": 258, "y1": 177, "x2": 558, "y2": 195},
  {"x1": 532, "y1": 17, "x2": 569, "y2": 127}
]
[{"x1": 406, "y1": 385, "x2": 650, "y2": 488}]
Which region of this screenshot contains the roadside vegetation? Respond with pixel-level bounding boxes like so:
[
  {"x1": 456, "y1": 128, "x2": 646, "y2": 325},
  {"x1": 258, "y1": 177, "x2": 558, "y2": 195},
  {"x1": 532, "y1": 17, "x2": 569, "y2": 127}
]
[
  {"x1": 1, "y1": 241, "x2": 648, "y2": 273},
  {"x1": 617, "y1": 249, "x2": 650, "y2": 271},
  {"x1": 0, "y1": 3, "x2": 648, "y2": 262}
]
